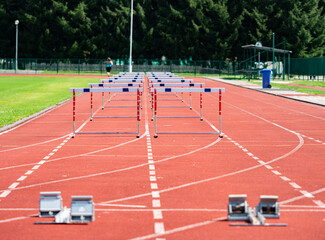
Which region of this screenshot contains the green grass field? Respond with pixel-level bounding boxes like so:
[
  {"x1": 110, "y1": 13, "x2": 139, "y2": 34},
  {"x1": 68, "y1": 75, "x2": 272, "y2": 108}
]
[
  {"x1": 0, "y1": 74, "x2": 324, "y2": 130},
  {"x1": 0, "y1": 76, "x2": 100, "y2": 129}
]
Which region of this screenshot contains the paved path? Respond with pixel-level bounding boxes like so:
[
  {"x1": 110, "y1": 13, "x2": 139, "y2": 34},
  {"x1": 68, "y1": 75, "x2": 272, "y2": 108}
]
[{"x1": 207, "y1": 77, "x2": 325, "y2": 107}]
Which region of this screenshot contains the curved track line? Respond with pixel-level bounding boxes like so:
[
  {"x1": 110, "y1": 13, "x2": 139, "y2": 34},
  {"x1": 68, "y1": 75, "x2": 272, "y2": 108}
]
[
  {"x1": 280, "y1": 187, "x2": 325, "y2": 205},
  {"x1": 0, "y1": 136, "x2": 221, "y2": 193},
  {"x1": 0, "y1": 132, "x2": 146, "y2": 171},
  {"x1": 0, "y1": 134, "x2": 71, "y2": 153},
  {"x1": 131, "y1": 217, "x2": 227, "y2": 240}
]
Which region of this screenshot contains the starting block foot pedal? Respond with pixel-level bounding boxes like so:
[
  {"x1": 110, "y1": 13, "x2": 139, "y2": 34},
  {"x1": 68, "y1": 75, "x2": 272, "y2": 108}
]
[
  {"x1": 256, "y1": 195, "x2": 280, "y2": 218},
  {"x1": 227, "y1": 194, "x2": 250, "y2": 221},
  {"x1": 39, "y1": 192, "x2": 62, "y2": 217},
  {"x1": 70, "y1": 196, "x2": 94, "y2": 223}
]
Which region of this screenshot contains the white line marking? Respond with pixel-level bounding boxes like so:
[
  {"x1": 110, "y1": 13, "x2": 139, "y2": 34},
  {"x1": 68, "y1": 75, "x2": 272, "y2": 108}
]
[
  {"x1": 153, "y1": 200, "x2": 161, "y2": 208},
  {"x1": 8, "y1": 182, "x2": 19, "y2": 189},
  {"x1": 96, "y1": 203, "x2": 146, "y2": 208},
  {"x1": 148, "y1": 156, "x2": 153, "y2": 160},
  {"x1": 280, "y1": 187, "x2": 325, "y2": 204},
  {"x1": 300, "y1": 190, "x2": 314, "y2": 198},
  {"x1": 43, "y1": 156, "x2": 50, "y2": 160},
  {"x1": 17, "y1": 176, "x2": 27, "y2": 181},
  {"x1": 315, "y1": 140, "x2": 321, "y2": 143},
  {"x1": 0, "y1": 191, "x2": 11, "y2": 198},
  {"x1": 60, "y1": 143, "x2": 65, "y2": 146},
  {"x1": 32, "y1": 165, "x2": 40, "y2": 170},
  {"x1": 313, "y1": 200, "x2": 325, "y2": 207},
  {"x1": 148, "y1": 160, "x2": 154, "y2": 164},
  {"x1": 52, "y1": 148, "x2": 58, "y2": 152},
  {"x1": 48, "y1": 152, "x2": 55, "y2": 156},
  {"x1": 25, "y1": 170, "x2": 33, "y2": 175},
  {"x1": 38, "y1": 160, "x2": 46, "y2": 165},
  {"x1": 258, "y1": 160, "x2": 265, "y2": 165},
  {"x1": 289, "y1": 182, "x2": 301, "y2": 189},
  {"x1": 247, "y1": 152, "x2": 254, "y2": 156},
  {"x1": 56, "y1": 145, "x2": 62, "y2": 149},
  {"x1": 147, "y1": 149, "x2": 152, "y2": 153},
  {"x1": 153, "y1": 210, "x2": 163, "y2": 219},
  {"x1": 149, "y1": 171, "x2": 156, "y2": 175},
  {"x1": 253, "y1": 156, "x2": 259, "y2": 160},
  {"x1": 149, "y1": 165, "x2": 155, "y2": 170},
  {"x1": 265, "y1": 165, "x2": 273, "y2": 169},
  {"x1": 152, "y1": 191, "x2": 160, "y2": 198},
  {"x1": 151, "y1": 183, "x2": 158, "y2": 190},
  {"x1": 272, "y1": 170, "x2": 281, "y2": 175},
  {"x1": 242, "y1": 148, "x2": 248, "y2": 152},
  {"x1": 154, "y1": 222, "x2": 165, "y2": 234},
  {"x1": 280, "y1": 176, "x2": 290, "y2": 181},
  {"x1": 150, "y1": 176, "x2": 157, "y2": 181}
]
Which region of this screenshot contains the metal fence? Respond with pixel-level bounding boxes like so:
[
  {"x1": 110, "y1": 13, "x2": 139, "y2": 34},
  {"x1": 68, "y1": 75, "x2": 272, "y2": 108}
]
[{"x1": 0, "y1": 57, "x2": 324, "y2": 80}]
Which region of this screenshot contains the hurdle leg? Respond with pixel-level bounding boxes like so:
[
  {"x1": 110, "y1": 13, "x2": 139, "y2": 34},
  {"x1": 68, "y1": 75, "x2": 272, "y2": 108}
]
[
  {"x1": 200, "y1": 92, "x2": 203, "y2": 121},
  {"x1": 90, "y1": 85, "x2": 93, "y2": 121},
  {"x1": 109, "y1": 92, "x2": 111, "y2": 102},
  {"x1": 219, "y1": 89, "x2": 223, "y2": 138},
  {"x1": 137, "y1": 89, "x2": 140, "y2": 138},
  {"x1": 154, "y1": 89, "x2": 158, "y2": 138},
  {"x1": 102, "y1": 92, "x2": 104, "y2": 110},
  {"x1": 190, "y1": 92, "x2": 192, "y2": 110},
  {"x1": 72, "y1": 89, "x2": 76, "y2": 138},
  {"x1": 151, "y1": 91, "x2": 154, "y2": 121}
]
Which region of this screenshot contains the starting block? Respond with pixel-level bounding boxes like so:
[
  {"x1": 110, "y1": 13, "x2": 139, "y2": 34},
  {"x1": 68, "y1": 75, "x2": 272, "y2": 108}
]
[
  {"x1": 228, "y1": 194, "x2": 287, "y2": 227},
  {"x1": 70, "y1": 196, "x2": 94, "y2": 223},
  {"x1": 255, "y1": 195, "x2": 280, "y2": 218},
  {"x1": 227, "y1": 194, "x2": 250, "y2": 221},
  {"x1": 39, "y1": 192, "x2": 62, "y2": 217},
  {"x1": 36, "y1": 193, "x2": 94, "y2": 224}
]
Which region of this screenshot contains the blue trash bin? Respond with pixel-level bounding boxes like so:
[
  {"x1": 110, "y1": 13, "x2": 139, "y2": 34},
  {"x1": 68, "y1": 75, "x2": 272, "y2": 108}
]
[{"x1": 261, "y1": 69, "x2": 272, "y2": 88}]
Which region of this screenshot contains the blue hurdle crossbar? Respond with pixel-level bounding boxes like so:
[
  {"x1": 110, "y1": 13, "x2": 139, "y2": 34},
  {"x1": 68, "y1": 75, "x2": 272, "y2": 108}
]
[
  {"x1": 150, "y1": 87, "x2": 225, "y2": 93},
  {"x1": 148, "y1": 79, "x2": 193, "y2": 83},
  {"x1": 70, "y1": 87, "x2": 143, "y2": 93},
  {"x1": 89, "y1": 83, "x2": 143, "y2": 87},
  {"x1": 149, "y1": 83, "x2": 205, "y2": 87},
  {"x1": 101, "y1": 79, "x2": 143, "y2": 83}
]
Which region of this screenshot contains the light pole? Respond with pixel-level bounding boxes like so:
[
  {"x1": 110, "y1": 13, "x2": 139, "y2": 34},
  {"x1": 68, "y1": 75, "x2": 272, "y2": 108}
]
[
  {"x1": 15, "y1": 20, "x2": 19, "y2": 73},
  {"x1": 129, "y1": 0, "x2": 133, "y2": 72}
]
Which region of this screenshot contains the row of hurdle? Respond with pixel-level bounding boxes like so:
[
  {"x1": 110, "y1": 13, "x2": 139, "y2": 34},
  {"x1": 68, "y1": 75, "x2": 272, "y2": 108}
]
[{"x1": 69, "y1": 72, "x2": 225, "y2": 138}]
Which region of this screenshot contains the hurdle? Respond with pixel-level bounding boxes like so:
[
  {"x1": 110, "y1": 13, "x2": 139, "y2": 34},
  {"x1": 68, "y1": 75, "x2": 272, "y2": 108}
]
[
  {"x1": 151, "y1": 87, "x2": 225, "y2": 138},
  {"x1": 70, "y1": 87, "x2": 142, "y2": 138},
  {"x1": 149, "y1": 83, "x2": 205, "y2": 119},
  {"x1": 89, "y1": 83, "x2": 143, "y2": 109}
]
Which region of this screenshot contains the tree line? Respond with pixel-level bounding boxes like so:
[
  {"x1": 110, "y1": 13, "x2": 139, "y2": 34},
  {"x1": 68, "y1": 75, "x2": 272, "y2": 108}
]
[{"x1": 1, "y1": 0, "x2": 324, "y2": 60}]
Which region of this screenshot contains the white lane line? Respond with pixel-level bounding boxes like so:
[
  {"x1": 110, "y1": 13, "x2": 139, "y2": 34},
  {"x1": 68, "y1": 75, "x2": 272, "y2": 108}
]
[
  {"x1": 258, "y1": 160, "x2": 265, "y2": 165},
  {"x1": 272, "y1": 170, "x2": 281, "y2": 175},
  {"x1": 242, "y1": 148, "x2": 248, "y2": 152},
  {"x1": 151, "y1": 183, "x2": 158, "y2": 190},
  {"x1": 313, "y1": 200, "x2": 325, "y2": 207},
  {"x1": 153, "y1": 200, "x2": 161, "y2": 208},
  {"x1": 153, "y1": 210, "x2": 163, "y2": 219},
  {"x1": 253, "y1": 156, "x2": 259, "y2": 160},
  {"x1": 149, "y1": 165, "x2": 155, "y2": 170},
  {"x1": 25, "y1": 170, "x2": 33, "y2": 175},
  {"x1": 48, "y1": 152, "x2": 55, "y2": 156},
  {"x1": 149, "y1": 171, "x2": 156, "y2": 175},
  {"x1": 280, "y1": 176, "x2": 290, "y2": 181},
  {"x1": 52, "y1": 149, "x2": 58, "y2": 152},
  {"x1": 154, "y1": 222, "x2": 165, "y2": 234},
  {"x1": 0, "y1": 191, "x2": 11, "y2": 198},
  {"x1": 247, "y1": 152, "x2": 254, "y2": 156},
  {"x1": 8, "y1": 182, "x2": 19, "y2": 189},
  {"x1": 32, "y1": 165, "x2": 40, "y2": 170},
  {"x1": 38, "y1": 160, "x2": 46, "y2": 165},
  {"x1": 150, "y1": 176, "x2": 157, "y2": 181},
  {"x1": 56, "y1": 145, "x2": 62, "y2": 149},
  {"x1": 17, "y1": 176, "x2": 27, "y2": 181},
  {"x1": 148, "y1": 160, "x2": 154, "y2": 164},
  {"x1": 152, "y1": 191, "x2": 160, "y2": 198},
  {"x1": 289, "y1": 182, "x2": 301, "y2": 189},
  {"x1": 43, "y1": 156, "x2": 50, "y2": 160},
  {"x1": 264, "y1": 165, "x2": 273, "y2": 170},
  {"x1": 300, "y1": 190, "x2": 314, "y2": 198}
]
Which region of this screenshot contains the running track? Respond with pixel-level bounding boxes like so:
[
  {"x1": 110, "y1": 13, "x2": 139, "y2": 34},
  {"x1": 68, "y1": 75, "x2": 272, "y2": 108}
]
[{"x1": 0, "y1": 77, "x2": 324, "y2": 239}]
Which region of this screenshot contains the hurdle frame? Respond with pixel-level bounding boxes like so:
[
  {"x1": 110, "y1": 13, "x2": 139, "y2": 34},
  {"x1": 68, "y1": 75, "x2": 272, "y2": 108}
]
[
  {"x1": 71, "y1": 87, "x2": 142, "y2": 138},
  {"x1": 151, "y1": 87, "x2": 225, "y2": 138}
]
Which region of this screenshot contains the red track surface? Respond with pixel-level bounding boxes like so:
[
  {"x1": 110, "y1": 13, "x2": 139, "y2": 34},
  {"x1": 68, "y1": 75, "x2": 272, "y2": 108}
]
[{"x1": 0, "y1": 77, "x2": 324, "y2": 239}]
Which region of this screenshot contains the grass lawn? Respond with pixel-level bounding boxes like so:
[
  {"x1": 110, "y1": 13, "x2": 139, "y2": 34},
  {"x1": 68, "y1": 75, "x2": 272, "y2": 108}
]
[{"x1": 0, "y1": 76, "x2": 100, "y2": 129}]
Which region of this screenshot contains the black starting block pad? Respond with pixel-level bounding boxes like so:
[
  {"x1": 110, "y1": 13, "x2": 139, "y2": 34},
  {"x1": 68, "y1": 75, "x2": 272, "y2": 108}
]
[
  {"x1": 255, "y1": 195, "x2": 280, "y2": 218},
  {"x1": 39, "y1": 192, "x2": 62, "y2": 217},
  {"x1": 70, "y1": 196, "x2": 94, "y2": 223},
  {"x1": 227, "y1": 194, "x2": 250, "y2": 221}
]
